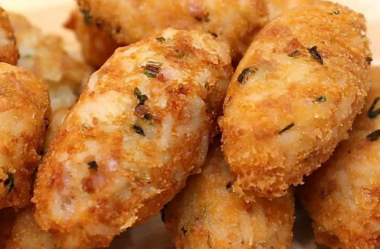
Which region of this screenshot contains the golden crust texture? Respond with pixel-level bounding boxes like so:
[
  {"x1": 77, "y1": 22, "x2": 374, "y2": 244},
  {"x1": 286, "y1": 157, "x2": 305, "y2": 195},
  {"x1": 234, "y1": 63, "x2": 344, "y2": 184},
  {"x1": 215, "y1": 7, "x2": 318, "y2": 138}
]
[
  {"x1": 219, "y1": 1, "x2": 372, "y2": 200},
  {"x1": 0, "y1": 63, "x2": 50, "y2": 209},
  {"x1": 33, "y1": 29, "x2": 232, "y2": 249},
  {"x1": 266, "y1": 0, "x2": 314, "y2": 19},
  {"x1": 43, "y1": 108, "x2": 70, "y2": 154},
  {"x1": 8, "y1": 13, "x2": 91, "y2": 111},
  {"x1": 299, "y1": 67, "x2": 380, "y2": 249},
  {"x1": 164, "y1": 142, "x2": 295, "y2": 249},
  {"x1": 65, "y1": 9, "x2": 120, "y2": 69},
  {"x1": 76, "y1": 0, "x2": 268, "y2": 61},
  {"x1": 5, "y1": 207, "x2": 57, "y2": 249},
  {"x1": 0, "y1": 8, "x2": 18, "y2": 65}
]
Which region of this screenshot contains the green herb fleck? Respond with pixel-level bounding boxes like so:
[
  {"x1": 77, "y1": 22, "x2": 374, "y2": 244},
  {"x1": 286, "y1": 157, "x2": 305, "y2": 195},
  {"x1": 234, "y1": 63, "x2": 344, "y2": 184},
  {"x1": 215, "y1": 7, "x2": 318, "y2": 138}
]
[
  {"x1": 133, "y1": 125, "x2": 145, "y2": 136},
  {"x1": 317, "y1": 96, "x2": 326, "y2": 102},
  {"x1": 308, "y1": 46, "x2": 323, "y2": 65},
  {"x1": 226, "y1": 181, "x2": 233, "y2": 191},
  {"x1": 328, "y1": 10, "x2": 340, "y2": 15},
  {"x1": 4, "y1": 172, "x2": 15, "y2": 194},
  {"x1": 367, "y1": 129, "x2": 380, "y2": 141},
  {"x1": 208, "y1": 31, "x2": 217, "y2": 38},
  {"x1": 143, "y1": 61, "x2": 162, "y2": 78},
  {"x1": 366, "y1": 57, "x2": 373, "y2": 65},
  {"x1": 279, "y1": 123, "x2": 295, "y2": 134},
  {"x1": 237, "y1": 67, "x2": 257, "y2": 84},
  {"x1": 181, "y1": 227, "x2": 188, "y2": 235},
  {"x1": 81, "y1": 10, "x2": 92, "y2": 25},
  {"x1": 143, "y1": 113, "x2": 153, "y2": 120},
  {"x1": 156, "y1": 37, "x2": 166, "y2": 42},
  {"x1": 134, "y1": 87, "x2": 148, "y2": 106},
  {"x1": 115, "y1": 26, "x2": 121, "y2": 33},
  {"x1": 88, "y1": 161, "x2": 98, "y2": 170},
  {"x1": 288, "y1": 50, "x2": 300, "y2": 57},
  {"x1": 368, "y1": 97, "x2": 380, "y2": 119}
]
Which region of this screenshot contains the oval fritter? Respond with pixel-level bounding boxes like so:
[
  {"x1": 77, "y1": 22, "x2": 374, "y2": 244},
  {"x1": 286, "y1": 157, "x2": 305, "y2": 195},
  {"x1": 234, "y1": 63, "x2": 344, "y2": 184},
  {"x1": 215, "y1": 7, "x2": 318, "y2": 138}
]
[
  {"x1": 0, "y1": 8, "x2": 18, "y2": 65},
  {"x1": 33, "y1": 29, "x2": 232, "y2": 249},
  {"x1": 219, "y1": 1, "x2": 372, "y2": 200}
]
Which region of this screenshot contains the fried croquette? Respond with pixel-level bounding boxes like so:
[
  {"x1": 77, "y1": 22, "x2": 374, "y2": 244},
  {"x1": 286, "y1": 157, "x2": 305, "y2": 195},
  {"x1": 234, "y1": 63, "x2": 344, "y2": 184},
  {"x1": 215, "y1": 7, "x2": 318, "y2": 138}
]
[
  {"x1": 164, "y1": 142, "x2": 295, "y2": 249},
  {"x1": 65, "y1": 9, "x2": 120, "y2": 69},
  {"x1": 219, "y1": 1, "x2": 372, "y2": 200},
  {"x1": 75, "y1": 0, "x2": 268, "y2": 61},
  {"x1": 0, "y1": 8, "x2": 18, "y2": 65},
  {"x1": 33, "y1": 29, "x2": 232, "y2": 249},
  {"x1": 5, "y1": 207, "x2": 57, "y2": 249},
  {"x1": 8, "y1": 13, "x2": 91, "y2": 110},
  {"x1": 0, "y1": 208, "x2": 17, "y2": 249},
  {"x1": 299, "y1": 67, "x2": 380, "y2": 249},
  {"x1": 0, "y1": 63, "x2": 50, "y2": 209}
]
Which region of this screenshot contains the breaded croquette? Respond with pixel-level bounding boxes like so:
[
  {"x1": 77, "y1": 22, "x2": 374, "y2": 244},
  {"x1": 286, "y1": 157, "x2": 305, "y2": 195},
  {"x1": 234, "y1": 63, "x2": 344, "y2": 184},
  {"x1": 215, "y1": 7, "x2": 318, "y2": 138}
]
[
  {"x1": 299, "y1": 67, "x2": 380, "y2": 249},
  {"x1": 5, "y1": 207, "x2": 57, "y2": 249},
  {"x1": 164, "y1": 142, "x2": 295, "y2": 249},
  {"x1": 8, "y1": 13, "x2": 91, "y2": 111},
  {"x1": 219, "y1": 1, "x2": 372, "y2": 200},
  {"x1": 65, "y1": 9, "x2": 120, "y2": 69},
  {"x1": 33, "y1": 29, "x2": 232, "y2": 249},
  {"x1": 75, "y1": 0, "x2": 268, "y2": 61},
  {"x1": 0, "y1": 8, "x2": 18, "y2": 65},
  {"x1": 0, "y1": 63, "x2": 50, "y2": 209}
]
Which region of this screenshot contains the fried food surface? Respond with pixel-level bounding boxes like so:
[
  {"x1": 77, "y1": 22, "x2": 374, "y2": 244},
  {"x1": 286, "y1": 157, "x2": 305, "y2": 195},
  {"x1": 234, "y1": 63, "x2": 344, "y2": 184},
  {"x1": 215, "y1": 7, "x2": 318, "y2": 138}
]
[
  {"x1": 76, "y1": 0, "x2": 268, "y2": 60},
  {"x1": 8, "y1": 13, "x2": 91, "y2": 111},
  {"x1": 164, "y1": 143, "x2": 295, "y2": 249},
  {"x1": 0, "y1": 63, "x2": 50, "y2": 209},
  {"x1": 0, "y1": 8, "x2": 18, "y2": 65},
  {"x1": 266, "y1": 0, "x2": 314, "y2": 19},
  {"x1": 299, "y1": 67, "x2": 380, "y2": 249},
  {"x1": 43, "y1": 107, "x2": 70, "y2": 154},
  {"x1": 0, "y1": 208, "x2": 17, "y2": 249},
  {"x1": 5, "y1": 207, "x2": 57, "y2": 249},
  {"x1": 33, "y1": 29, "x2": 232, "y2": 249},
  {"x1": 65, "y1": 9, "x2": 120, "y2": 69},
  {"x1": 219, "y1": 1, "x2": 372, "y2": 200}
]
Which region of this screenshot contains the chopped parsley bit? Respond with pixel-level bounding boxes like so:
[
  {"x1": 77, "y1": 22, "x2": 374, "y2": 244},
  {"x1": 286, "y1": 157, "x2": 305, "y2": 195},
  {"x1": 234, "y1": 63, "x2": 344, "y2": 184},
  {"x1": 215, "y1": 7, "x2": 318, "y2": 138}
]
[
  {"x1": 237, "y1": 67, "x2": 257, "y2": 84},
  {"x1": 367, "y1": 129, "x2": 380, "y2": 141},
  {"x1": 316, "y1": 96, "x2": 327, "y2": 102},
  {"x1": 208, "y1": 31, "x2": 218, "y2": 38},
  {"x1": 143, "y1": 113, "x2": 153, "y2": 120},
  {"x1": 156, "y1": 37, "x2": 166, "y2": 42},
  {"x1": 181, "y1": 226, "x2": 188, "y2": 235},
  {"x1": 81, "y1": 10, "x2": 92, "y2": 25},
  {"x1": 226, "y1": 181, "x2": 233, "y2": 191},
  {"x1": 195, "y1": 13, "x2": 210, "y2": 22},
  {"x1": 368, "y1": 97, "x2": 380, "y2": 119},
  {"x1": 308, "y1": 46, "x2": 323, "y2": 65},
  {"x1": 95, "y1": 19, "x2": 102, "y2": 28},
  {"x1": 23, "y1": 55, "x2": 33, "y2": 59},
  {"x1": 4, "y1": 172, "x2": 15, "y2": 194},
  {"x1": 288, "y1": 50, "x2": 300, "y2": 57},
  {"x1": 134, "y1": 87, "x2": 148, "y2": 106},
  {"x1": 328, "y1": 10, "x2": 340, "y2": 15},
  {"x1": 133, "y1": 125, "x2": 145, "y2": 136},
  {"x1": 88, "y1": 161, "x2": 98, "y2": 170},
  {"x1": 366, "y1": 57, "x2": 373, "y2": 65},
  {"x1": 115, "y1": 26, "x2": 121, "y2": 33},
  {"x1": 143, "y1": 61, "x2": 162, "y2": 78},
  {"x1": 279, "y1": 123, "x2": 295, "y2": 134}
]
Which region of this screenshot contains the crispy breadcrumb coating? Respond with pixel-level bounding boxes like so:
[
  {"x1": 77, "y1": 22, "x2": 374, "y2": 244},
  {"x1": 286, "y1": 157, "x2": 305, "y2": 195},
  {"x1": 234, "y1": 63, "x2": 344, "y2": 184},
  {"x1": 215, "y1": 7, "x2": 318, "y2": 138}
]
[
  {"x1": 0, "y1": 63, "x2": 50, "y2": 209},
  {"x1": 75, "y1": 0, "x2": 268, "y2": 61},
  {"x1": 0, "y1": 8, "x2": 18, "y2": 65},
  {"x1": 33, "y1": 29, "x2": 232, "y2": 249},
  {"x1": 219, "y1": 1, "x2": 372, "y2": 200},
  {"x1": 299, "y1": 67, "x2": 380, "y2": 249},
  {"x1": 164, "y1": 142, "x2": 295, "y2": 249},
  {"x1": 65, "y1": 9, "x2": 120, "y2": 69}
]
